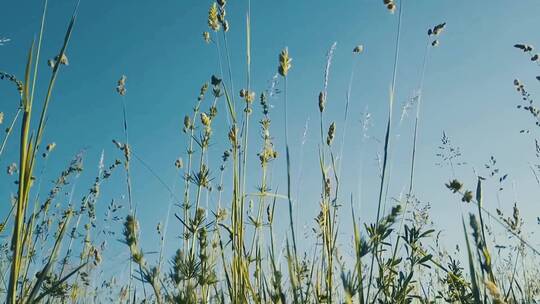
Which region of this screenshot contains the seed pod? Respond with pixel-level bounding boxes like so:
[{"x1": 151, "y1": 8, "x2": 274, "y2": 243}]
[
  {"x1": 228, "y1": 126, "x2": 237, "y2": 144},
  {"x1": 201, "y1": 112, "x2": 211, "y2": 127},
  {"x1": 462, "y1": 190, "x2": 473, "y2": 203},
  {"x1": 57, "y1": 53, "x2": 69, "y2": 66},
  {"x1": 353, "y1": 45, "x2": 364, "y2": 54},
  {"x1": 208, "y1": 3, "x2": 220, "y2": 31},
  {"x1": 324, "y1": 177, "x2": 331, "y2": 197},
  {"x1": 433, "y1": 22, "x2": 446, "y2": 35},
  {"x1": 326, "y1": 122, "x2": 336, "y2": 146},
  {"x1": 278, "y1": 47, "x2": 292, "y2": 77},
  {"x1": 46, "y1": 142, "x2": 56, "y2": 152},
  {"x1": 246, "y1": 91, "x2": 255, "y2": 103},
  {"x1": 7, "y1": 163, "x2": 17, "y2": 175},
  {"x1": 116, "y1": 75, "x2": 127, "y2": 96},
  {"x1": 183, "y1": 115, "x2": 191, "y2": 130},
  {"x1": 203, "y1": 31, "x2": 211, "y2": 43},
  {"x1": 175, "y1": 158, "x2": 183, "y2": 169},
  {"x1": 386, "y1": 2, "x2": 396, "y2": 13},
  {"x1": 318, "y1": 91, "x2": 326, "y2": 113}
]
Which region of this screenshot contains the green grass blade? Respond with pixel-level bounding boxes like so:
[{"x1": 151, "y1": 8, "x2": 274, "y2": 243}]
[{"x1": 462, "y1": 216, "x2": 481, "y2": 304}]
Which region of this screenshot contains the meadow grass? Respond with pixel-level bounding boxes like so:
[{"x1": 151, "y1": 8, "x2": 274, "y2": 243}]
[{"x1": 2, "y1": 0, "x2": 540, "y2": 303}]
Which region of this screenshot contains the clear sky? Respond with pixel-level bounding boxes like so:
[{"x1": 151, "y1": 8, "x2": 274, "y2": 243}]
[{"x1": 2, "y1": 0, "x2": 540, "y2": 282}]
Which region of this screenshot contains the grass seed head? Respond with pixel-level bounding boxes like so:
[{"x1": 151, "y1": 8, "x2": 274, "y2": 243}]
[
  {"x1": 278, "y1": 47, "x2": 292, "y2": 77},
  {"x1": 461, "y1": 190, "x2": 473, "y2": 203},
  {"x1": 46, "y1": 142, "x2": 56, "y2": 152},
  {"x1": 203, "y1": 31, "x2": 211, "y2": 43},
  {"x1": 211, "y1": 75, "x2": 222, "y2": 86},
  {"x1": 208, "y1": 3, "x2": 220, "y2": 32},
  {"x1": 183, "y1": 115, "x2": 192, "y2": 132},
  {"x1": 514, "y1": 43, "x2": 534, "y2": 52},
  {"x1": 198, "y1": 82, "x2": 209, "y2": 101},
  {"x1": 318, "y1": 91, "x2": 326, "y2": 112},
  {"x1": 446, "y1": 179, "x2": 463, "y2": 193},
  {"x1": 0, "y1": 72, "x2": 24, "y2": 95},
  {"x1": 326, "y1": 122, "x2": 336, "y2": 146},
  {"x1": 123, "y1": 215, "x2": 139, "y2": 247},
  {"x1": 7, "y1": 162, "x2": 17, "y2": 175},
  {"x1": 432, "y1": 22, "x2": 447, "y2": 36},
  {"x1": 228, "y1": 126, "x2": 237, "y2": 144},
  {"x1": 200, "y1": 112, "x2": 211, "y2": 127},
  {"x1": 175, "y1": 158, "x2": 184, "y2": 169},
  {"x1": 48, "y1": 53, "x2": 69, "y2": 69},
  {"x1": 383, "y1": 0, "x2": 397, "y2": 14},
  {"x1": 353, "y1": 45, "x2": 364, "y2": 54},
  {"x1": 116, "y1": 75, "x2": 127, "y2": 96}
]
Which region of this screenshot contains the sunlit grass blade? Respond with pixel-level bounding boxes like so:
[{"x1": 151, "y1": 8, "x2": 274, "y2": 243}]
[{"x1": 462, "y1": 217, "x2": 481, "y2": 303}]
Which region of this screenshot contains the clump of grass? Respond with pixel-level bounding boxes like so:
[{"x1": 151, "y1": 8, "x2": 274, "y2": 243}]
[{"x1": 4, "y1": 1, "x2": 540, "y2": 303}]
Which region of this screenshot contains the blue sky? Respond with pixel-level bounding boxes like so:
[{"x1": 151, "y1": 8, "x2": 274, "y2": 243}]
[{"x1": 2, "y1": 0, "x2": 540, "y2": 282}]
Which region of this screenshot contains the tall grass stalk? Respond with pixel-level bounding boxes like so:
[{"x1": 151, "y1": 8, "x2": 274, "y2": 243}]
[
  {"x1": 366, "y1": 1, "x2": 404, "y2": 301},
  {"x1": 389, "y1": 30, "x2": 432, "y2": 277},
  {"x1": 7, "y1": 2, "x2": 79, "y2": 302},
  {"x1": 337, "y1": 49, "x2": 361, "y2": 180}
]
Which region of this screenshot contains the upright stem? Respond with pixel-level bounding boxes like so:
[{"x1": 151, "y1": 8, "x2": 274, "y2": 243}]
[
  {"x1": 366, "y1": 1, "x2": 404, "y2": 301},
  {"x1": 0, "y1": 107, "x2": 22, "y2": 159},
  {"x1": 182, "y1": 93, "x2": 205, "y2": 257},
  {"x1": 390, "y1": 33, "x2": 430, "y2": 269}
]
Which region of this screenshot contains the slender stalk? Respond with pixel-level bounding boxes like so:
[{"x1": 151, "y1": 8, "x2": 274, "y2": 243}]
[
  {"x1": 366, "y1": 1, "x2": 404, "y2": 301},
  {"x1": 157, "y1": 170, "x2": 180, "y2": 273},
  {"x1": 389, "y1": 31, "x2": 431, "y2": 272},
  {"x1": 337, "y1": 53, "x2": 360, "y2": 179},
  {"x1": 283, "y1": 77, "x2": 298, "y2": 261},
  {"x1": 0, "y1": 107, "x2": 22, "y2": 158},
  {"x1": 182, "y1": 92, "x2": 205, "y2": 255},
  {"x1": 7, "y1": 41, "x2": 34, "y2": 304},
  {"x1": 119, "y1": 92, "x2": 141, "y2": 298}
]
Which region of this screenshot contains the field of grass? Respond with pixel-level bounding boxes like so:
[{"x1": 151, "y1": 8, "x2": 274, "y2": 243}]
[{"x1": 1, "y1": 0, "x2": 540, "y2": 303}]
